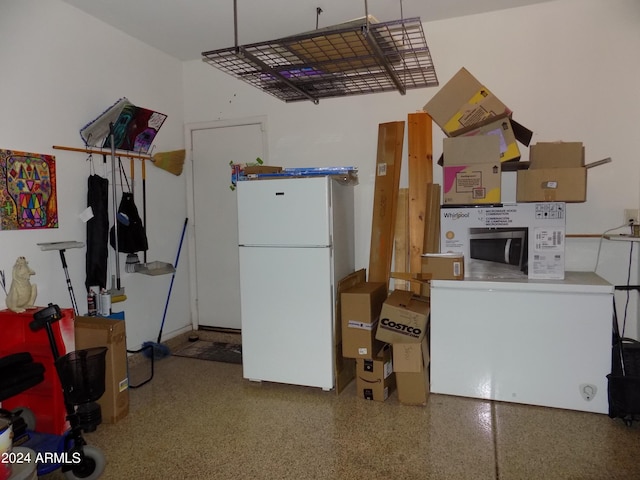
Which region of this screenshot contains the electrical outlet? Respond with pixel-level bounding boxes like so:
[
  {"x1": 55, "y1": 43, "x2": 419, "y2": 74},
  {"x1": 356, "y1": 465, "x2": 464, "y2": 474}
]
[{"x1": 624, "y1": 209, "x2": 640, "y2": 225}]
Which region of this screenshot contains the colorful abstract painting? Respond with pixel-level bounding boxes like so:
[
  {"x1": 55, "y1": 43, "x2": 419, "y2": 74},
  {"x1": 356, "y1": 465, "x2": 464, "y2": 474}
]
[{"x1": 0, "y1": 149, "x2": 58, "y2": 230}]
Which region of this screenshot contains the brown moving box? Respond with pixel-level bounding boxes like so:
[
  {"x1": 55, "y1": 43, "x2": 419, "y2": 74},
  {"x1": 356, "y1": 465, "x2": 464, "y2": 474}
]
[
  {"x1": 460, "y1": 117, "x2": 521, "y2": 163},
  {"x1": 423, "y1": 67, "x2": 511, "y2": 136},
  {"x1": 442, "y1": 136, "x2": 501, "y2": 205},
  {"x1": 341, "y1": 282, "x2": 388, "y2": 359},
  {"x1": 355, "y1": 344, "x2": 395, "y2": 401},
  {"x1": 516, "y1": 168, "x2": 587, "y2": 202},
  {"x1": 517, "y1": 142, "x2": 588, "y2": 202},
  {"x1": 75, "y1": 316, "x2": 129, "y2": 424},
  {"x1": 376, "y1": 290, "x2": 430, "y2": 344},
  {"x1": 394, "y1": 336, "x2": 430, "y2": 406},
  {"x1": 420, "y1": 253, "x2": 464, "y2": 297}
]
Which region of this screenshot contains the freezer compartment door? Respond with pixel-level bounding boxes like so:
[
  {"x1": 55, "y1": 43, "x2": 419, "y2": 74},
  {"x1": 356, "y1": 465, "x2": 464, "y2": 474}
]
[
  {"x1": 239, "y1": 246, "x2": 334, "y2": 389},
  {"x1": 237, "y1": 177, "x2": 331, "y2": 246}
]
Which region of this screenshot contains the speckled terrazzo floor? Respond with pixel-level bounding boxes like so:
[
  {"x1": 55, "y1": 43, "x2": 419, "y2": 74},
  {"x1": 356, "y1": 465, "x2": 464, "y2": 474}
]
[{"x1": 40, "y1": 330, "x2": 640, "y2": 480}]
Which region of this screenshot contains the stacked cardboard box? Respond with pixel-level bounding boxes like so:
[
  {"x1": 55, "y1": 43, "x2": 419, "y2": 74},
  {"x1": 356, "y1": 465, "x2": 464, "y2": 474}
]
[
  {"x1": 393, "y1": 337, "x2": 430, "y2": 406},
  {"x1": 375, "y1": 290, "x2": 431, "y2": 405},
  {"x1": 423, "y1": 67, "x2": 533, "y2": 206},
  {"x1": 517, "y1": 142, "x2": 588, "y2": 202},
  {"x1": 341, "y1": 282, "x2": 396, "y2": 401},
  {"x1": 355, "y1": 344, "x2": 395, "y2": 401}
]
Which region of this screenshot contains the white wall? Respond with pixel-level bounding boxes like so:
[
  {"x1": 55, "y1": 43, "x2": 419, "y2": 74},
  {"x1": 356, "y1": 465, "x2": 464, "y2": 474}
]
[
  {"x1": 0, "y1": 0, "x2": 189, "y2": 349},
  {"x1": 183, "y1": 0, "x2": 640, "y2": 338}
]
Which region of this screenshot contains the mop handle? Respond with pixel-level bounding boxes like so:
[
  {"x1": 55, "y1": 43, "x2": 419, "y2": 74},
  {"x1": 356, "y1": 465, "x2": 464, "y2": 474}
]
[{"x1": 157, "y1": 218, "x2": 188, "y2": 343}]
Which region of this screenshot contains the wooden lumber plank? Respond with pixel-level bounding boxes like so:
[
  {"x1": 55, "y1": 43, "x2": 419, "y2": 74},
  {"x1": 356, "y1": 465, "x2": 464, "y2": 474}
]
[
  {"x1": 421, "y1": 183, "x2": 441, "y2": 296},
  {"x1": 408, "y1": 112, "x2": 433, "y2": 294},
  {"x1": 368, "y1": 121, "x2": 405, "y2": 287},
  {"x1": 393, "y1": 188, "x2": 410, "y2": 291}
]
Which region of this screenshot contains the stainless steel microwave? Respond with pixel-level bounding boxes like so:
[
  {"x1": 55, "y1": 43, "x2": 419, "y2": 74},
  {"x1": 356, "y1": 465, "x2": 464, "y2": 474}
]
[{"x1": 468, "y1": 227, "x2": 528, "y2": 273}]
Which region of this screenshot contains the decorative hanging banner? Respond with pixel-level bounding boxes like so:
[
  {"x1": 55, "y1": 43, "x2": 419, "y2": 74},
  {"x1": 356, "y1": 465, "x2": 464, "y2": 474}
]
[{"x1": 0, "y1": 149, "x2": 58, "y2": 230}]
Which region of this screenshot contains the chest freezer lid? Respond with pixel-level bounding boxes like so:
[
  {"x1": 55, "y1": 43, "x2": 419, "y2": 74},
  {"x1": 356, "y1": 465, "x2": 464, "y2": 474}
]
[{"x1": 431, "y1": 271, "x2": 613, "y2": 295}]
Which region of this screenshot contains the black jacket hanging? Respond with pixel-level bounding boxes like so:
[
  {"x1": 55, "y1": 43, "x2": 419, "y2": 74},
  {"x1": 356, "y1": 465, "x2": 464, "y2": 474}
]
[
  {"x1": 110, "y1": 192, "x2": 148, "y2": 254},
  {"x1": 85, "y1": 174, "x2": 109, "y2": 290}
]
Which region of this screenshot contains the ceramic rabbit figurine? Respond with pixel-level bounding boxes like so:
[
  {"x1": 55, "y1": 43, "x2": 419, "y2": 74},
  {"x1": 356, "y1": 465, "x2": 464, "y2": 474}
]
[{"x1": 6, "y1": 256, "x2": 37, "y2": 313}]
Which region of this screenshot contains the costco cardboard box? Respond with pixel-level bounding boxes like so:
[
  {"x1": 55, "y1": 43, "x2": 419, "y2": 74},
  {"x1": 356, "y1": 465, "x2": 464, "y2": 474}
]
[
  {"x1": 341, "y1": 282, "x2": 388, "y2": 359},
  {"x1": 74, "y1": 316, "x2": 129, "y2": 424},
  {"x1": 442, "y1": 136, "x2": 501, "y2": 205},
  {"x1": 423, "y1": 67, "x2": 511, "y2": 136},
  {"x1": 376, "y1": 290, "x2": 430, "y2": 344},
  {"x1": 355, "y1": 344, "x2": 395, "y2": 401},
  {"x1": 440, "y1": 203, "x2": 566, "y2": 280},
  {"x1": 394, "y1": 336, "x2": 430, "y2": 406},
  {"x1": 517, "y1": 142, "x2": 587, "y2": 203}
]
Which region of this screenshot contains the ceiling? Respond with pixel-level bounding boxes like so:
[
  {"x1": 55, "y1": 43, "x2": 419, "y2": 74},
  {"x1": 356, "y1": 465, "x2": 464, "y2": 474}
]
[{"x1": 59, "y1": 0, "x2": 554, "y2": 61}]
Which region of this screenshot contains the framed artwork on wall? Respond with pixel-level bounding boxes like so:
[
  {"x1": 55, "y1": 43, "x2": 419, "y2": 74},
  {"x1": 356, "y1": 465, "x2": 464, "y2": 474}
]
[{"x1": 0, "y1": 149, "x2": 58, "y2": 230}]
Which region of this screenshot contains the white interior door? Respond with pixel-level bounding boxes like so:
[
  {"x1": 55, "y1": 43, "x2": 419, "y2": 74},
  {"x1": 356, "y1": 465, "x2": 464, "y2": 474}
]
[{"x1": 187, "y1": 117, "x2": 267, "y2": 330}]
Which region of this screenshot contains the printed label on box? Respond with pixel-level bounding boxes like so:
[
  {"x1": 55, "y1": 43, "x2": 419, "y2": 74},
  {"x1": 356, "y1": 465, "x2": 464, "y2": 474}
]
[{"x1": 348, "y1": 320, "x2": 375, "y2": 331}]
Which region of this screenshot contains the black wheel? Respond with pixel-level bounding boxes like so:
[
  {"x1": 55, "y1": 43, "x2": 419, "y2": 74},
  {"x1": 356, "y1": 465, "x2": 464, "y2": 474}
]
[
  {"x1": 64, "y1": 445, "x2": 106, "y2": 480},
  {"x1": 11, "y1": 406, "x2": 36, "y2": 430}
]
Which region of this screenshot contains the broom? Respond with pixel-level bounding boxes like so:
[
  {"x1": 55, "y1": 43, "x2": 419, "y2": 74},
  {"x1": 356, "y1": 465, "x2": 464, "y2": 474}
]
[
  {"x1": 150, "y1": 149, "x2": 186, "y2": 176},
  {"x1": 52, "y1": 145, "x2": 186, "y2": 176},
  {"x1": 142, "y1": 217, "x2": 189, "y2": 359}
]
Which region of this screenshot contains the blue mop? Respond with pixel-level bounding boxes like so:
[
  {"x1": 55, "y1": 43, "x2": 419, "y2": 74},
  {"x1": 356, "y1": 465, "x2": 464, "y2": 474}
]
[{"x1": 143, "y1": 218, "x2": 188, "y2": 359}]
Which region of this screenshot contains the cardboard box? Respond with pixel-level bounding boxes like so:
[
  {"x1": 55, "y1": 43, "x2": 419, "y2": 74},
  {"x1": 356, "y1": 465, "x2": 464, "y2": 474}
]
[
  {"x1": 517, "y1": 142, "x2": 587, "y2": 203},
  {"x1": 423, "y1": 67, "x2": 511, "y2": 136},
  {"x1": 530, "y1": 142, "x2": 584, "y2": 169},
  {"x1": 394, "y1": 337, "x2": 430, "y2": 405},
  {"x1": 341, "y1": 282, "x2": 388, "y2": 359},
  {"x1": 442, "y1": 136, "x2": 501, "y2": 205},
  {"x1": 393, "y1": 336, "x2": 430, "y2": 373},
  {"x1": 419, "y1": 253, "x2": 464, "y2": 297},
  {"x1": 460, "y1": 117, "x2": 521, "y2": 163},
  {"x1": 74, "y1": 316, "x2": 129, "y2": 424},
  {"x1": 355, "y1": 345, "x2": 395, "y2": 401},
  {"x1": 516, "y1": 168, "x2": 586, "y2": 202},
  {"x1": 376, "y1": 290, "x2": 430, "y2": 344},
  {"x1": 440, "y1": 203, "x2": 566, "y2": 280},
  {"x1": 421, "y1": 253, "x2": 464, "y2": 281}
]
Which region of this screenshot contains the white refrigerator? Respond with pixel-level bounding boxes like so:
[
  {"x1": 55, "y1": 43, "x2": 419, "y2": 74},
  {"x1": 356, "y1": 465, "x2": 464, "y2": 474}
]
[{"x1": 236, "y1": 176, "x2": 354, "y2": 390}]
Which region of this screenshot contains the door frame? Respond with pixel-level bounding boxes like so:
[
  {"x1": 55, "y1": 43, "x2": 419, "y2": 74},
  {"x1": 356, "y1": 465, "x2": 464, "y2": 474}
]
[{"x1": 184, "y1": 116, "x2": 269, "y2": 330}]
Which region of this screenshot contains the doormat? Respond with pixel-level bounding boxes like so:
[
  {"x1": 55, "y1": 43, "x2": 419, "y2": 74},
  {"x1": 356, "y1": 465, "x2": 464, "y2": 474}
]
[{"x1": 172, "y1": 341, "x2": 242, "y2": 365}]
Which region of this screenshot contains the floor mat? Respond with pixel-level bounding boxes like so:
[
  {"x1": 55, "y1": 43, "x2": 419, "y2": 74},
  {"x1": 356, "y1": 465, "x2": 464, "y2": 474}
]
[{"x1": 172, "y1": 341, "x2": 242, "y2": 364}]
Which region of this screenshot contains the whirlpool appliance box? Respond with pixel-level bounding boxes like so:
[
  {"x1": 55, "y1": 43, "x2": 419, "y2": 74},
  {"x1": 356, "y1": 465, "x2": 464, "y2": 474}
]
[
  {"x1": 74, "y1": 316, "x2": 129, "y2": 424},
  {"x1": 440, "y1": 203, "x2": 566, "y2": 280},
  {"x1": 376, "y1": 290, "x2": 430, "y2": 344}
]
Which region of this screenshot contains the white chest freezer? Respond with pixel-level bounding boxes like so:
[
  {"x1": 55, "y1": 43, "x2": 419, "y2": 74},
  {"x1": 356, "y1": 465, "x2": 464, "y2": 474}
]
[{"x1": 430, "y1": 272, "x2": 614, "y2": 413}]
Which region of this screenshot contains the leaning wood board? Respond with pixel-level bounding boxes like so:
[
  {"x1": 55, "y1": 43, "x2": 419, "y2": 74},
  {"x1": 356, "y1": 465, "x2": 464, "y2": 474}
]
[
  {"x1": 368, "y1": 121, "x2": 405, "y2": 287},
  {"x1": 408, "y1": 112, "x2": 433, "y2": 294},
  {"x1": 393, "y1": 188, "x2": 410, "y2": 291}
]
